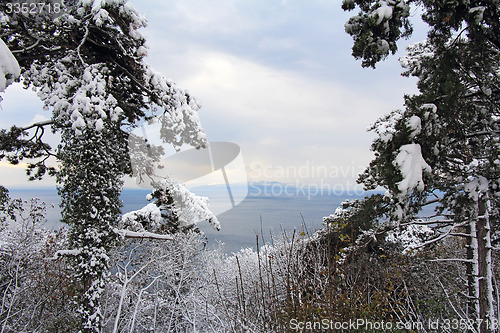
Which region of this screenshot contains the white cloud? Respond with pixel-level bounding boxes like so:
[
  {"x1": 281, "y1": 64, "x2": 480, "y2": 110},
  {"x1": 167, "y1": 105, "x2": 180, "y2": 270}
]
[
  {"x1": 0, "y1": 161, "x2": 56, "y2": 187},
  {"x1": 142, "y1": 0, "x2": 268, "y2": 36},
  {"x1": 0, "y1": 0, "x2": 426, "y2": 189},
  {"x1": 0, "y1": 83, "x2": 44, "y2": 128},
  {"x1": 29, "y1": 113, "x2": 49, "y2": 124},
  {"x1": 154, "y1": 49, "x2": 402, "y2": 185},
  {"x1": 183, "y1": 51, "x2": 387, "y2": 125}
]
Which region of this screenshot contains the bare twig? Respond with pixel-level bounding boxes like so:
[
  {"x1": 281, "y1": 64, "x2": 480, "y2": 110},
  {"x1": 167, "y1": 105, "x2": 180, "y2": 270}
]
[{"x1": 77, "y1": 22, "x2": 90, "y2": 65}]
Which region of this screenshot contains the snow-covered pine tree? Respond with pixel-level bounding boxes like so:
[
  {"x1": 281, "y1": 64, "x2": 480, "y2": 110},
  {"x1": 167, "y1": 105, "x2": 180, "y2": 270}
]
[
  {"x1": 343, "y1": 1, "x2": 500, "y2": 331},
  {"x1": 0, "y1": 1, "x2": 218, "y2": 331}
]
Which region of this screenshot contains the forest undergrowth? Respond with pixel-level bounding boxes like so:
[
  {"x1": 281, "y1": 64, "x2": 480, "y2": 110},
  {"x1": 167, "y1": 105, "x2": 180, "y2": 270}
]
[{"x1": 0, "y1": 188, "x2": 486, "y2": 332}]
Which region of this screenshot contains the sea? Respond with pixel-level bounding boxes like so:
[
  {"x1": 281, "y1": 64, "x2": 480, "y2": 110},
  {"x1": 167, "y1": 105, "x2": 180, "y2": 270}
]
[{"x1": 8, "y1": 185, "x2": 370, "y2": 254}]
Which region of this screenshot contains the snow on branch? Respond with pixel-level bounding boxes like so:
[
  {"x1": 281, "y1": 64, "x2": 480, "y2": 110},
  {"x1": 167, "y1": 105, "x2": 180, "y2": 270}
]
[
  {"x1": 400, "y1": 219, "x2": 454, "y2": 226},
  {"x1": 400, "y1": 41, "x2": 434, "y2": 76},
  {"x1": 20, "y1": 120, "x2": 54, "y2": 131},
  {"x1": 430, "y1": 258, "x2": 475, "y2": 263},
  {"x1": 386, "y1": 223, "x2": 434, "y2": 254},
  {"x1": 373, "y1": 1, "x2": 394, "y2": 25},
  {"x1": 393, "y1": 143, "x2": 432, "y2": 197},
  {"x1": 113, "y1": 228, "x2": 173, "y2": 241},
  {"x1": 0, "y1": 38, "x2": 20, "y2": 94},
  {"x1": 157, "y1": 177, "x2": 221, "y2": 231},
  {"x1": 464, "y1": 176, "x2": 489, "y2": 201},
  {"x1": 407, "y1": 220, "x2": 469, "y2": 251},
  {"x1": 45, "y1": 248, "x2": 82, "y2": 260},
  {"x1": 121, "y1": 203, "x2": 163, "y2": 232}
]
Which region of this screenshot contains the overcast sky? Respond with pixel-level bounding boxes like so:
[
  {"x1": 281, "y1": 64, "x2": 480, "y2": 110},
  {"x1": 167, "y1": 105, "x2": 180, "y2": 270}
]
[{"x1": 0, "y1": 0, "x2": 429, "y2": 190}]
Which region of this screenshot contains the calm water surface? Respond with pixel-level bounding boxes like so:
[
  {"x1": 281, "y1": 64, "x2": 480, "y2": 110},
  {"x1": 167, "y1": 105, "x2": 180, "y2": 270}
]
[{"x1": 8, "y1": 186, "x2": 366, "y2": 253}]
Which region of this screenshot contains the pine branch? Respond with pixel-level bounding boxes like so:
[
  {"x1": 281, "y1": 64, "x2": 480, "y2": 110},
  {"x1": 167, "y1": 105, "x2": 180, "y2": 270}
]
[
  {"x1": 400, "y1": 219, "x2": 454, "y2": 226},
  {"x1": 410, "y1": 221, "x2": 469, "y2": 250},
  {"x1": 20, "y1": 120, "x2": 54, "y2": 132}
]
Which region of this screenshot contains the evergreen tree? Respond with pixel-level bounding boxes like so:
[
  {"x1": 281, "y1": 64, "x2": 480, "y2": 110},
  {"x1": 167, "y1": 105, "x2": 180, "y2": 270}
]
[
  {"x1": 343, "y1": 1, "x2": 500, "y2": 330},
  {"x1": 0, "y1": 1, "x2": 217, "y2": 331}
]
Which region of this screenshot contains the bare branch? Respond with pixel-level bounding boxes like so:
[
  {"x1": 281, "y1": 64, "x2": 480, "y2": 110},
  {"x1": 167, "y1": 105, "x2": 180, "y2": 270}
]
[
  {"x1": 20, "y1": 120, "x2": 54, "y2": 132},
  {"x1": 11, "y1": 38, "x2": 41, "y2": 53},
  {"x1": 77, "y1": 23, "x2": 90, "y2": 65},
  {"x1": 421, "y1": 198, "x2": 441, "y2": 206},
  {"x1": 430, "y1": 258, "x2": 475, "y2": 263}
]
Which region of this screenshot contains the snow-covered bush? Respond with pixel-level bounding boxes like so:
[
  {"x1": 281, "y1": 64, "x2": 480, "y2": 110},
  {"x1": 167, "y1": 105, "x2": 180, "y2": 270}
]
[
  {"x1": 101, "y1": 232, "x2": 205, "y2": 332},
  {"x1": 0, "y1": 189, "x2": 473, "y2": 332},
  {"x1": 0, "y1": 189, "x2": 78, "y2": 332}
]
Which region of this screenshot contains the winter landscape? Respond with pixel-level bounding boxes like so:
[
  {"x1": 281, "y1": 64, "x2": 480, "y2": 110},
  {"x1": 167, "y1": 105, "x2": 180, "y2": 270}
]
[{"x1": 1, "y1": 0, "x2": 500, "y2": 332}]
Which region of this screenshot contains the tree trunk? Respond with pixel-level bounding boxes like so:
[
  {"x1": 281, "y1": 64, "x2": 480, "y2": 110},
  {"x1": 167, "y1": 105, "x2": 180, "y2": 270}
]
[
  {"x1": 468, "y1": 216, "x2": 481, "y2": 331},
  {"x1": 466, "y1": 220, "x2": 475, "y2": 322},
  {"x1": 478, "y1": 197, "x2": 495, "y2": 332},
  {"x1": 467, "y1": 196, "x2": 494, "y2": 333}
]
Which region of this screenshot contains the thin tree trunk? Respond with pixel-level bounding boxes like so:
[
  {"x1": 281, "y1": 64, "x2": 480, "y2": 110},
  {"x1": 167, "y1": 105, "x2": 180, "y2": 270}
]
[
  {"x1": 468, "y1": 204, "x2": 481, "y2": 332},
  {"x1": 467, "y1": 194, "x2": 495, "y2": 333},
  {"x1": 478, "y1": 195, "x2": 495, "y2": 332},
  {"x1": 467, "y1": 220, "x2": 475, "y2": 322}
]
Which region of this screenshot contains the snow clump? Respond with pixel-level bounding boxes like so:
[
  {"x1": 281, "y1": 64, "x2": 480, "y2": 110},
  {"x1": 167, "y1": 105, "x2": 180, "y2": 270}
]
[{"x1": 0, "y1": 38, "x2": 20, "y2": 95}]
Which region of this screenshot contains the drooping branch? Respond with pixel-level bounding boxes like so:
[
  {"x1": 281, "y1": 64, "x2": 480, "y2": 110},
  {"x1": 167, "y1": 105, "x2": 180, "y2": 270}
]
[{"x1": 0, "y1": 120, "x2": 59, "y2": 180}]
